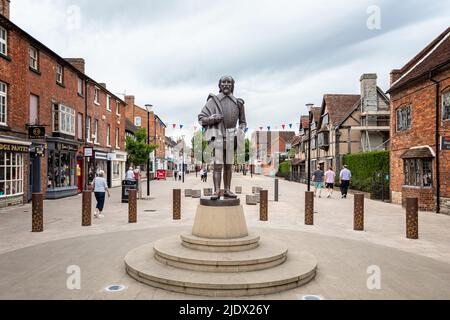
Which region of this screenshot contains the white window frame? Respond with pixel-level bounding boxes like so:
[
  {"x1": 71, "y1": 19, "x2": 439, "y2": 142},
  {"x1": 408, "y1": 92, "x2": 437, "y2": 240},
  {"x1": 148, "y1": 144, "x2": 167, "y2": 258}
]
[
  {"x1": 443, "y1": 91, "x2": 450, "y2": 121},
  {"x1": 106, "y1": 125, "x2": 111, "y2": 147},
  {"x1": 106, "y1": 95, "x2": 111, "y2": 111},
  {"x1": 93, "y1": 119, "x2": 99, "y2": 144},
  {"x1": 0, "y1": 81, "x2": 6, "y2": 126},
  {"x1": 29, "y1": 46, "x2": 38, "y2": 70},
  {"x1": 0, "y1": 153, "x2": 24, "y2": 198},
  {"x1": 53, "y1": 104, "x2": 76, "y2": 136},
  {"x1": 86, "y1": 116, "x2": 91, "y2": 143},
  {"x1": 135, "y1": 116, "x2": 142, "y2": 127},
  {"x1": 396, "y1": 105, "x2": 412, "y2": 132},
  {"x1": 77, "y1": 77, "x2": 84, "y2": 96},
  {"x1": 116, "y1": 127, "x2": 120, "y2": 149},
  {"x1": 116, "y1": 101, "x2": 120, "y2": 116},
  {"x1": 0, "y1": 26, "x2": 7, "y2": 56},
  {"x1": 94, "y1": 87, "x2": 100, "y2": 105},
  {"x1": 56, "y1": 64, "x2": 64, "y2": 84}
]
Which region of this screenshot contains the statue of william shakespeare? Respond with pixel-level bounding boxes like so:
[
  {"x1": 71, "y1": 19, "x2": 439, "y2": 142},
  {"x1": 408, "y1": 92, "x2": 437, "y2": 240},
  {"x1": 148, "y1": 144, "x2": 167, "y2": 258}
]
[{"x1": 198, "y1": 76, "x2": 247, "y2": 201}]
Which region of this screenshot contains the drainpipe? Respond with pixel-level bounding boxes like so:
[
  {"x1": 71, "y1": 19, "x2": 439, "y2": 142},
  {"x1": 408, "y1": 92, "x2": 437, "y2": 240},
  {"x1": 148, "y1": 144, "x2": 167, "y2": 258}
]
[{"x1": 429, "y1": 72, "x2": 441, "y2": 214}]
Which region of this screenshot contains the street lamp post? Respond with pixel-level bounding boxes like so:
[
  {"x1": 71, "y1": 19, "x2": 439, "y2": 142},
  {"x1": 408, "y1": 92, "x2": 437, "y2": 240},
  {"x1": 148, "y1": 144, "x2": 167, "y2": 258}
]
[
  {"x1": 145, "y1": 104, "x2": 153, "y2": 197},
  {"x1": 306, "y1": 103, "x2": 314, "y2": 192}
]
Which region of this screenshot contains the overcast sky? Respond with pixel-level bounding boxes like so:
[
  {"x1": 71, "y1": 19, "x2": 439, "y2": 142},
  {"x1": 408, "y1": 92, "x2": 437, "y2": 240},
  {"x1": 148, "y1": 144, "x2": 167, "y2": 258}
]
[{"x1": 10, "y1": 0, "x2": 450, "y2": 139}]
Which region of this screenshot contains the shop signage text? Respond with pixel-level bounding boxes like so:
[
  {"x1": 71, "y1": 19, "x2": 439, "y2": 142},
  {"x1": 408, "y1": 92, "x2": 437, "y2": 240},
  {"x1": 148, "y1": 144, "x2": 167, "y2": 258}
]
[
  {"x1": 0, "y1": 143, "x2": 30, "y2": 153},
  {"x1": 28, "y1": 126, "x2": 46, "y2": 139}
]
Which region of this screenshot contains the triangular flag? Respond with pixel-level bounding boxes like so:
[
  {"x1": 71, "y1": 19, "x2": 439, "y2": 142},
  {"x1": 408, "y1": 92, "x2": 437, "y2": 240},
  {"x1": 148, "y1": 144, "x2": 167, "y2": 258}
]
[
  {"x1": 289, "y1": 124, "x2": 293, "y2": 129},
  {"x1": 260, "y1": 127, "x2": 263, "y2": 131},
  {"x1": 244, "y1": 128, "x2": 249, "y2": 133},
  {"x1": 267, "y1": 126, "x2": 271, "y2": 131},
  {"x1": 173, "y1": 124, "x2": 176, "y2": 129},
  {"x1": 180, "y1": 124, "x2": 184, "y2": 129},
  {"x1": 282, "y1": 124, "x2": 286, "y2": 130}
]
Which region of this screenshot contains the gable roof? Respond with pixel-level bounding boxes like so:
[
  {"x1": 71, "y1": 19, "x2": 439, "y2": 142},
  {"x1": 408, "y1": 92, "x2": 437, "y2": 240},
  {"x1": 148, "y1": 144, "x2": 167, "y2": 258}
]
[
  {"x1": 311, "y1": 107, "x2": 322, "y2": 124},
  {"x1": 320, "y1": 94, "x2": 361, "y2": 126},
  {"x1": 388, "y1": 27, "x2": 450, "y2": 93}
]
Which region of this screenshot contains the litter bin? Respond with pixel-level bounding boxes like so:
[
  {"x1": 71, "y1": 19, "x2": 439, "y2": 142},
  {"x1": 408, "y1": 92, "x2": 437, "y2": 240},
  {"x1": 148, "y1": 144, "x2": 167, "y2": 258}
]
[{"x1": 122, "y1": 180, "x2": 138, "y2": 203}]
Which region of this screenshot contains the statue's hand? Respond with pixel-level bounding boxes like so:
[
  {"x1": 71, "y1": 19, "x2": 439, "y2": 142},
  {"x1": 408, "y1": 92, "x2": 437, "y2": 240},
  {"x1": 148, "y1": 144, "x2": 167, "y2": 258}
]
[{"x1": 210, "y1": 114, "x2": 224, "y2": 124}]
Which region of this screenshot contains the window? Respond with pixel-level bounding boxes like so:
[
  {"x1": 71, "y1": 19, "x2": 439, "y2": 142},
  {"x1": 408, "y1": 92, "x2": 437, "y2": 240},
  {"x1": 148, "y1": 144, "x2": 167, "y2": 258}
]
[
  {"x1": 86, "y1": 116, "x2": 91, "y2": 142},
  {"x1": 0, "y1": 152, "x2": 24, "y2": 197},
  {"x1": 56, "y1": 64, "x2": 64, "y2": 84},
  {"x1": 47, "y1": 150, "x2": 76, "y2": 189},
  {"x1": 135, "y1": 116, "x2": 142, "y2": 127},
  {"x1": 116, "y1": 101, "x2": 120, "y2": 116},
  {"x1": 77, "y1": 113, "x2": 83, "y2": 140},
  {"x1": 404, "y1": 159, "x2": 433, "y2": 187},
  {"x1": 0, "y1": 26, "x2": 7, "y2": 56},
  {"x1": 0, "y1": 81, "x2": 6, "y2": 125},
  {"x1": 106, "y1": 125, "x2": 111, "y2": 146},
  {"x1": 311, "y1": 137, "x2": 317, "y2": 150},
  {"x1": 106, "y1": 95, "x2": 111, "y2": 111},
  {"x1": 94, "y1": 87, "x2": 100, "y2": 105},
  {"x1": 116, "y1": 128, "x2": 119, "y2": 148},
  {"x1": 93, "y1": 119, "x2": 98, "y2": 144},
  {"x1": 53, "y1": 104, "x2": 75, "y2": 136},
  {"x1": 396, "y1": 106, "x2": 412, "y2": 132},
  {"x1": 443, "y1": 92, "x2": 450, "y2": 121},
  {"x1": 77, "y1": 78, "x2": 84, "y2": 96},
  {"x1": 29, "y1": 46, "x2": 39, "y2": 70},
  {"x1": 29, "y1": 94, "x2": 39, "y2": 125},
  {"x1": 322, "y1": 114, "x2": 329, "y2": 127}
]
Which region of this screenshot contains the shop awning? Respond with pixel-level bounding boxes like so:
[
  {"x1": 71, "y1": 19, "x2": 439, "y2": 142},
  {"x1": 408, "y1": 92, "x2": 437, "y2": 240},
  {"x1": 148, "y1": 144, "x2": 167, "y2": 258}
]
[{"x1": 401, "y1": 147, "x2": 435, "y2": 159}]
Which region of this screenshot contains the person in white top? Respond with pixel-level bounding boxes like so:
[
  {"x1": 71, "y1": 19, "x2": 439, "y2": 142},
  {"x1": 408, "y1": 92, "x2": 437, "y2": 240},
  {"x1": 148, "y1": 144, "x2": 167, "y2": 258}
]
[
  {"x1": 340, "y1": 165, "x2": 352, "y2": 199},
  {"x1": 324, "y1": 167, "x2": 336, "y2": 198},
  {"x1": 126, "y1": 167, "x2": 135, "y2": 181},
  {"x1": 92, "y1": 170, "x2": 110, "y2": 219}
]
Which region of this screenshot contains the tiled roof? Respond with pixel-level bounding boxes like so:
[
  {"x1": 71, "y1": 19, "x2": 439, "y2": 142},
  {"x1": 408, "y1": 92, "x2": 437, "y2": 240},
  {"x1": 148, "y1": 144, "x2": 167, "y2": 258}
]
[
  {"x1": 125, "y1": 119, "x2": 137, "y2": 133},
  {"x1": 389, "y1": 27, "x2": 450, "y2": 93},
  {"x1": 311, "y1": 107, "x2": 322, "y2": 123},
  {"x1": 322, "y1": 94, "x2": 361, "y2": 125},
  {"x1": 291, "y1": 136, "x2": 302, "y2": 147},
  {"x1": 401, "y1": 147, "x2": 435, "y2": 159}
]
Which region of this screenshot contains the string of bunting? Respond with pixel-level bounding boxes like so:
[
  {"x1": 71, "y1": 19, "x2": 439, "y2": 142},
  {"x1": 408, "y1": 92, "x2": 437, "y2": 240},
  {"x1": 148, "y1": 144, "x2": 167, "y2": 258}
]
[{"x1": 168, "y1": 122, "x2": 300, "y2": 132}]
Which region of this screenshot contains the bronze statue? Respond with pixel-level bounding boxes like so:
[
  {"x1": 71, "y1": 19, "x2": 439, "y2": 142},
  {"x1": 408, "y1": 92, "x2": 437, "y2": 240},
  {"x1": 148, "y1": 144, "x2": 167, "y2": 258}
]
[{"x1": 199, "y1": 76, "x2": 247, "y2": 200}]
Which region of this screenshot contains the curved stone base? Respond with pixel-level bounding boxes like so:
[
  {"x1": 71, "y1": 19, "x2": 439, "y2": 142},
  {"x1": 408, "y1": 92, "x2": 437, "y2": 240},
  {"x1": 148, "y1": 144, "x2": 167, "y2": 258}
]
[
  {"x1": 154, "y1": 236, "x2": 286, "y2": 272},
  {"x1": 125, "y1": 240, "x2": 317, "y2": 297},
  {"x1": 181, "y1": 233, "x2": 260, "y2": 252}
]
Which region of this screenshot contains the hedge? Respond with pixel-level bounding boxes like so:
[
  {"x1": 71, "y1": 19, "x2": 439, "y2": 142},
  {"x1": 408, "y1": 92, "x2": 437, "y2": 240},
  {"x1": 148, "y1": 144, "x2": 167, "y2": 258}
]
[
  {"x1": 276, "y1": 161, "x2": 291, "y2": 179},
  {"x1": 342, "y1": 151, "x2": 390, "y2": 193}
]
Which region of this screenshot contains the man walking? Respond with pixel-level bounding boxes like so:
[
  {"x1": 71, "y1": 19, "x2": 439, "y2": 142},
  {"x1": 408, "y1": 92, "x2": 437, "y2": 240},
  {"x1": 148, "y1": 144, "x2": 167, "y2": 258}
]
[
  {"x1": 312, "y1": 166, "x2": 325, "y2": 198},
  {"x1": 340, "y1": 165, "x2": 352, "y2": 199},
  {"x1": 325, "y1": 167, "x2": 336, "y2": 198}
]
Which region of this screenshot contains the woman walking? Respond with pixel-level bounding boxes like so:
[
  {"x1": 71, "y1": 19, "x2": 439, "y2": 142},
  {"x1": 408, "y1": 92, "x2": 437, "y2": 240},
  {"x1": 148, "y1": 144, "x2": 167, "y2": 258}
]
[{"x1": 93, "y1": 170, "x2": 110, "y2": 219}]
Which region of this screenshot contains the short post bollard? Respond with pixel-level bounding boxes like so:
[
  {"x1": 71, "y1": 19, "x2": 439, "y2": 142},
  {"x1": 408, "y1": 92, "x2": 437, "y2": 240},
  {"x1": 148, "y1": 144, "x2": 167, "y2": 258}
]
[
  {"x1": 354, "y1": 194, "x2": 365, "y2": 231},
  {"x1": 305, "y1": 191, "x2": 314, "y2": 226},
  {"x1": 32, "y1": 193, "x2": 44, "y2": 232},
  {"x1": 173, "y1": 189, "x2": 181, "y2": 220},
  {"x1": 275, "y1": 179, "x2": 279, "y2": 202},
  {"x1": 260, "y1": 190, "x2": 268, "y2": 221},
  {"x1": 128, "y1": 189, "x2": 137, "y2": 223},
  {"x1": 82, "y1": 190, "x2": 92, "y2": 227},
  {"x1": 406, "y1": 197, "x2": 419, "y2": 239}
]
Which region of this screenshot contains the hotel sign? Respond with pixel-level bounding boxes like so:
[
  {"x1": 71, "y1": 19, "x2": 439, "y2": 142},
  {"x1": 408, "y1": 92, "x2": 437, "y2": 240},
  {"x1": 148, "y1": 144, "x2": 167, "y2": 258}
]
[{"x1": 0, "y1": 143, "x2": 30, "y2": 153}]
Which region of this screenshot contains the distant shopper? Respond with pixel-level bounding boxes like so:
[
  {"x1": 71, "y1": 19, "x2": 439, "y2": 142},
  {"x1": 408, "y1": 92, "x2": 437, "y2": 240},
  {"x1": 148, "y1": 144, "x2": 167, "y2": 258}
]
[
  {"x1": 312, "y1": 166, "x2": 325, "y2": 198},
  {"x1": 93, "y1": 170, "x2": 110, "y2": 219},
  {"x1": 325, "y1": 167, "x2": 336, "y2": 198},
  {"x1": 174, "y1": 170, "x2": 178, "y2": 181},
  {"x1": 126, "y1": 167, "x2": 135, "y2": 181},
  {"x1": 340, "y1": 165, "x2": 352, "y2": 199},
  {"x1": 134, "y1": 168, "x2": 142, "y2": 199}
]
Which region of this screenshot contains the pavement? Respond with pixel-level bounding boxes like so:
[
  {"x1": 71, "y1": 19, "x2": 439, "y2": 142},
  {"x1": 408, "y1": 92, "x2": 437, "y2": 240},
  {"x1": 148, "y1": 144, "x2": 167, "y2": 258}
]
[{"x1": 0, "y1": 173, "x2": 449, "y2": 300}]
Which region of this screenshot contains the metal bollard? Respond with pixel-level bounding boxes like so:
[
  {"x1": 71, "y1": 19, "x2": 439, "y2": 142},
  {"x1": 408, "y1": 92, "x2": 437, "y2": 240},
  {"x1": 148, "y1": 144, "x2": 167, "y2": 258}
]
[
  {"x1": 354, "y1": 194, "x2": 365, "y2": 231},
  {"x1": 32, "y1": 193, "x2": 44, "y2": 232},
  {"x1": 406, "y1": 198, "x2": 419, "y2": 239},
  {"x1": 305, "y1": 191, "x2": 314, "y2": 226},
  {"x1": 275, "y1": 179, "x2": 279, "y2": 202},
  {"x1": 173, "y1": 189, "x2": 181, "y2": 220},
  {"x1": 82, "y1": 190, "x2": 92, "y2": 227},
  {"x1": 260, "y1": 190, "x2": 268, "y2": 221},
  {"x1": 128, "y1": 189, "x2": 137, "y2": 223}
]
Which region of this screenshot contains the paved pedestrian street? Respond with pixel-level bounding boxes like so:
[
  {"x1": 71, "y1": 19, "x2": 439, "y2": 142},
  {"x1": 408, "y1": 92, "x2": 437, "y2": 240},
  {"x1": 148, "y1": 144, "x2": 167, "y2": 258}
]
[{"x1": 0, "y1": 174, "x2": 449, "y2": 300}]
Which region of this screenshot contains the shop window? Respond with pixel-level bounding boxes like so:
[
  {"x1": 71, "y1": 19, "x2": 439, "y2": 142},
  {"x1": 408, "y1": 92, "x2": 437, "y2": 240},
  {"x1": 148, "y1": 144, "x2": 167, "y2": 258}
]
[
  {"x1": 443, "y1": 91, "x2": 450, "y2": 121},
  {"x1": 404, "y1": 158, "x2": 433, "y2": 187},
  {"x1": 113, "y1": 162, "x2": 120, "y2": 180},
  {"x1": 53, "y1": 103, "x2": 75, "y2": 136},
  {"x1": 47, "y1": 150, "x2": 76, "y2": 189},
  {"x1": 0, "y1": 152, "x2": 24, "y2": 197}
]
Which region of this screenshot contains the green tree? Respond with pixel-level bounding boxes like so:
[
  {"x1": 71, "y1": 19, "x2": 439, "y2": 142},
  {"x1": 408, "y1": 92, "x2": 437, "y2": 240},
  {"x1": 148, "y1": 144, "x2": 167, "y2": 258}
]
[{"x1": 125, "y1": 128, "x2": 158, "y2": 167}]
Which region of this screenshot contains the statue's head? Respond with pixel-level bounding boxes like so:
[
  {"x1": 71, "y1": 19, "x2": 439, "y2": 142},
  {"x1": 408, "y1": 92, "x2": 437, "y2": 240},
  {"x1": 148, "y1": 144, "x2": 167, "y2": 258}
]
[{"x1": 218, "y1": 76, "x2": 235, "y2": 96}]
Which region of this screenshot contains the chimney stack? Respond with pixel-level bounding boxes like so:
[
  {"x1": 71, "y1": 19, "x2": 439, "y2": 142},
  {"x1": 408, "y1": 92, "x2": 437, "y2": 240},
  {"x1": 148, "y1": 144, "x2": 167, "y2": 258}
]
[
  {"x1": 125, "y1": 95, "x2": 135, "y2": 119},
  {"x1": 360, "y1": 73, "x2": 378, "y2": 113},
  {"x1": 65, "y1": 58, "x2": 85, "y2": 73},
  {"x1": 390, "y1": 69, "x2": 402, "y2": 85},
  {"x1": 0, "y1": 0, "x2": 10, "y2": 19}
]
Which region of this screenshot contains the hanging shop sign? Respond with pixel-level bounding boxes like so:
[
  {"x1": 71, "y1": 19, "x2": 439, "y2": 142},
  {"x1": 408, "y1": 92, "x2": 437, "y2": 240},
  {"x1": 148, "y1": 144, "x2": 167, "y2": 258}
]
[
  {"x1": 84, "y1": 147, "x2": 93, "y2": 157},
  {"x1": 28, "y1": 126, "x2": 46, "y2": 139}
]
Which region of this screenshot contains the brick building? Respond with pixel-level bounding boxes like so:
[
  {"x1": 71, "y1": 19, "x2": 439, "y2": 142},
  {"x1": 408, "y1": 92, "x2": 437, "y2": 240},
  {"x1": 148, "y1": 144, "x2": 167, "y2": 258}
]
[
  {"x1": 388, "y1": 27, "x2": 450, "y2": 214},
  {"x1": 0, "y1": 1, "x2": 126, "y2": 207},
  {"x1": 124, "y1": 96, "x2": 166, "y2": 176}
]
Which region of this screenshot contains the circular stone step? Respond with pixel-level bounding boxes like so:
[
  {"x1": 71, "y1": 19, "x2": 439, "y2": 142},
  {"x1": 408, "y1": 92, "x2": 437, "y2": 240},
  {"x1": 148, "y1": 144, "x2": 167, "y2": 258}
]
[
  {"x1": 125, "y1": 241, "x2": 317, "y2": 297},
  {"x1": 181, "y1": 234, "x2": 260, "y2": 252},
  {"x1": 154, "y1": 236, "x2": 286, "y2": 273}
]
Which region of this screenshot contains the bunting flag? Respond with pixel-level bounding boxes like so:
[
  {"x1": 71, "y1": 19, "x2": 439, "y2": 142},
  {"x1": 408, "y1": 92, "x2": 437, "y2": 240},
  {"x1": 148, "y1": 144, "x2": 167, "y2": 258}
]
[
  {"x1": 172, "y1": 124, "x2": 176, "y2": 129},
  {"x1": 180, "y1": 125, "x2": 184, "y2": 129},
  {"x1": 282, "y1": 124, "x2": 286, "y2": 130},
  {"x1": 289, "y1": 124, "x2": 293, "y2": 129},
  {"x1": 260, "y1": 127, "x2": 263, "y2": 131},
  {"x1": 244, "y1": 128, "x2": 249, "y2": 133},
  {"x1": 267, "y1": 126, "x2": 271, "y2": 131}
]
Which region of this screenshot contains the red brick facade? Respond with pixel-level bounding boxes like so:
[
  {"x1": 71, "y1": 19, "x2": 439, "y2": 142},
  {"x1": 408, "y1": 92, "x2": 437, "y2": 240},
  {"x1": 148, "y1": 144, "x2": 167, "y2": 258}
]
[{"x1": 389, "y1": 28, "x2": 450, "y2": 214}]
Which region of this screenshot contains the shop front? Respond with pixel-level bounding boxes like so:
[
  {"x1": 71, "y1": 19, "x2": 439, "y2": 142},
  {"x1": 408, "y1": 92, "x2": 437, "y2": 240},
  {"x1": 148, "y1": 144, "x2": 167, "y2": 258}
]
[
  {"x1": 111, "y1": 151, "x2": 127, "y2": 188},
  {"x1": 46, "y1": 140, "x2": 80, "y2": 199},
  {"x1": 86, "y1": 149, "x2": 111, "y2": 187},
  {"x1": 0, "y1": 138, "x2": 31, "y2": 208}
]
